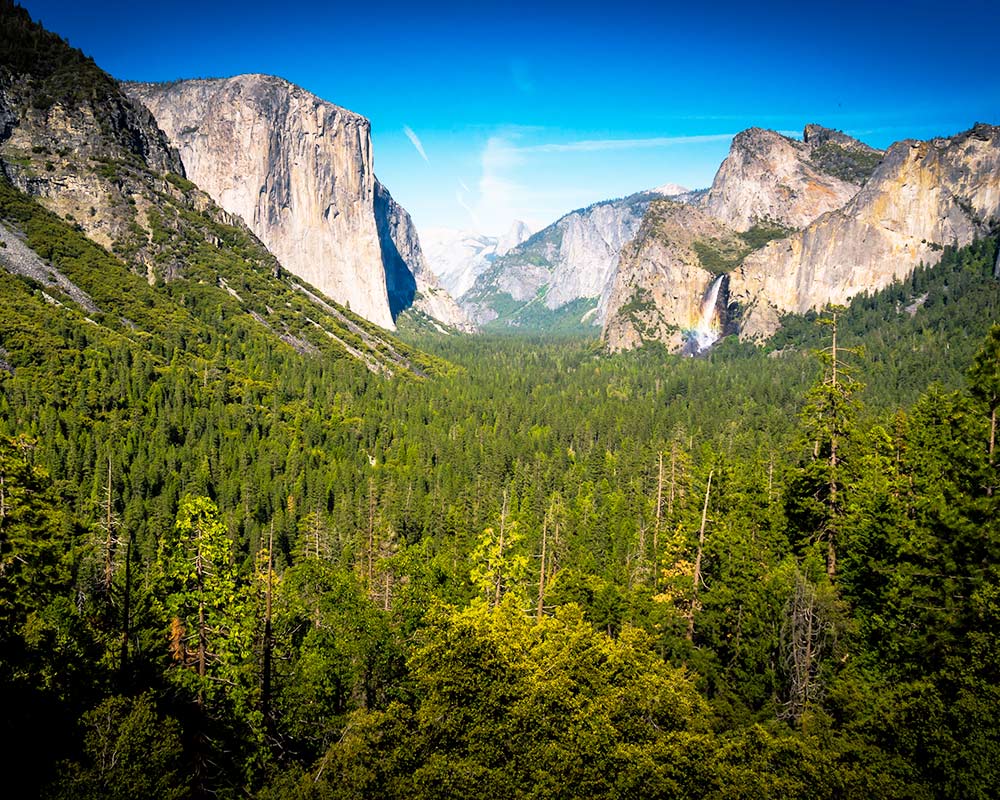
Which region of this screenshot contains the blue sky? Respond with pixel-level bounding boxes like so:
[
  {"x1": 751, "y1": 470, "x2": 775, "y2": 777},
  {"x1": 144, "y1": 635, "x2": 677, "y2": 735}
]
[{"x1": 23, "y1": 0, "x2": 1000, "y2": 235}]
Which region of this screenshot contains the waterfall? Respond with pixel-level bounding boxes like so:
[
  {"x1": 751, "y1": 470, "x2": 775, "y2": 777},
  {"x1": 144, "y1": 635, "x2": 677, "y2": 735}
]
[{"x1": 693, "y1": 275, "x2": 725, "y2": 352}]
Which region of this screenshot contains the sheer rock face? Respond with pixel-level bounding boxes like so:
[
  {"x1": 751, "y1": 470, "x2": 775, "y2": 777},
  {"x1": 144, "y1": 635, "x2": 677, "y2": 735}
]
[
  {"x1": 126, "y1": 75, "x2": 397, "y2": 328},
  {"x1": 602, "y1": 201, "x2": 743, "y2": 352},
  {"x1": 374, "y1": 180, "x2": 474, "y2": 332},
  {"x1": 702, "y1": 126, "x2": 877, "y2": 232},
  {"x1": 463, "y1": 193, "x2": 654, "y2": 328},
  {"x1": 732, "y1": 124, "x2": 1000, "y2": 339}
]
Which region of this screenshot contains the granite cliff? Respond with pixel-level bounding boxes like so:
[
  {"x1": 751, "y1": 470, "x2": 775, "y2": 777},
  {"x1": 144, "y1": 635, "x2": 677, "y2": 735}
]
[
  {"x1": 126, "y1": 75, "x2": 466, "y2": 331},
  {"x1": 702, "y1": 125, "x2": 881, "y2": 233},
  {"x1": 463, "y1": 189, "x2": 683, "y2": 330},
  {"x1": 602, "y1": 201, "x2": 744, "y2": 352},
  {"x1": 731, "y1": 124, "x2": 1000, "y2": 339},
  {"x1": 603, "y1": 124, "x2": 1000, "y2": 352}
]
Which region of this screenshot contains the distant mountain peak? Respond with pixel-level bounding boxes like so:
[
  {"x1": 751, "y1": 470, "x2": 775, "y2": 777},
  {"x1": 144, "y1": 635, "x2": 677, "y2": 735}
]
[
  {"x1": 645, "y1": 182, "x2": 689, "y2": 197},
  {"x1": 496, "y1": 220, "x2": 533, "y2": 256}
]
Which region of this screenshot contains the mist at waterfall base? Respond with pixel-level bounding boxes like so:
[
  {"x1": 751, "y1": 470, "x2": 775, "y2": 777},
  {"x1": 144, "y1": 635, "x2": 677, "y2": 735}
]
[{"x1": 682, "y1": 275, "x2": 726, "y2": 356}]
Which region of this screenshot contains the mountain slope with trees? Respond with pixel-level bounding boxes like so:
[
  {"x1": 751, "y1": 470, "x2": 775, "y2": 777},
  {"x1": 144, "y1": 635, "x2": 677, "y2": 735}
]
[{"x1": 1, "y1": 3, "x2": 999, "y2": 798}]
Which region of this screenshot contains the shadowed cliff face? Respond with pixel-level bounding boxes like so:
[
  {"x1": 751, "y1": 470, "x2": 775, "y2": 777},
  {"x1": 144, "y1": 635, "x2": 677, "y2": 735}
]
[
  {"x1": 731, "y1": 124, "x2": 1000, "y2": 339},
  {"x1": 374, "y1": 179, "x2": 474, "y2": 332}
]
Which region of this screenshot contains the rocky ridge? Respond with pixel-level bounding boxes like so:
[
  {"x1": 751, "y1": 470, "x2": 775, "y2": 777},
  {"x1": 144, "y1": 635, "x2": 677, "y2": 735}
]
[
  {"x1": 702, "y1": 125, "x2": 881, "y2": 232},
  {"x1": 462, "y1": 191, "x2": 667, "y2": 329},
  {"x1": 420, "y1": 219, "x2": 533, "y2": 303},
  {"x1": 731, "y1": 124, "x2": 1000, "y2": 339}
]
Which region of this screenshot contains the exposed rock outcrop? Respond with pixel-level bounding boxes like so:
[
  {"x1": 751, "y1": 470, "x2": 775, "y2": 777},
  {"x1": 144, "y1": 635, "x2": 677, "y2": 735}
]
[
  {"x1": 495, "y1": 220, "x2": 532, "y2": 257},
  {"x1": 0, "y1": 40, "x2": 183, "y2": 253},
  {"x1": 126, "y1": 75, "x2": 398, "y2": 327},
  {"x1": 702, "y1": 126, "x2": 880, "y2": 232},
  {"x1": 731, "y1": 124, "x2": 1000, "y2": 339},
  {"x1": 602, "y1": 201, "x2": 745, "y2": 352}
]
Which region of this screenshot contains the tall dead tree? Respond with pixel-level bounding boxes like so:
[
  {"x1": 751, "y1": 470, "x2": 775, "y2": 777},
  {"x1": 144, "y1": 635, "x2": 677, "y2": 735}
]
[
  {"x1": 261, "y1": 521, "x2": 274, "y2": 728},
  {"x1": 686, "y1": 470, "x2": 713, "y2": 642},
  {"x1": 780, "y1": 570, "x2": 834, "y2": 723}
]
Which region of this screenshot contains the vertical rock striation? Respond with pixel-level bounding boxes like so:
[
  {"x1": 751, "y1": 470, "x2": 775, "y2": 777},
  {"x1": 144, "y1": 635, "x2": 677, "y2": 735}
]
[
  {"x1": 126, "y1": 75, "x2": 396, "y2": 327},
  {"x1": 125, "y1": 75, "x2": 430, "y2": 329}
]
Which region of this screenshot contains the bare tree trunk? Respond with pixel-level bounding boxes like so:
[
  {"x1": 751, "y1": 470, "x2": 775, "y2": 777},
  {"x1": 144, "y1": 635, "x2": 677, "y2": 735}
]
[
  {"x1": 196, "y1": 542, "x2": 207, "y2": 706},
  {"x1": 781, "y1": 571, "x2": 829, "y2": 723},
  {"x1": 119, "y1": 531, "x2": 131, "y2": 678},
  {"x1": 367, "y1": 478, "x2": 376, "y2": 586},
  {"x1": 536, "y1": 514, "x2": 547, "y2": 621},
  {"x1": 103, "y1": 456, "x2": 114, "y2": 592},
  {"x1": 654, "y1": 451, "x2": 663, "y2": 560},
  {"x1": 262, "y1": 522, "x2": 274, "y2": 727},
  {"x1": 494, "y1": 488, "x2": 508, "y2": 608},
  {"x1": 686, "y1": 470, "x2": 713, "y2": 642}
]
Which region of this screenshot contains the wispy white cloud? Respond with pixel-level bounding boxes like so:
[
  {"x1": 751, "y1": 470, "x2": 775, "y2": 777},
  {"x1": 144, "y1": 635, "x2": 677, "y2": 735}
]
[
  {"x1": 517, "y1": 133, "x2": 736, "y2": 154},
  {"x1": 461, "y1": 129, "x2": 737, "y2": 234},
  {"x1": 455, "y1": 186, "x2": 482, "y2": 230},
  {"x1": 403, "y1": 125, "x2": 429, "y2": 163}
]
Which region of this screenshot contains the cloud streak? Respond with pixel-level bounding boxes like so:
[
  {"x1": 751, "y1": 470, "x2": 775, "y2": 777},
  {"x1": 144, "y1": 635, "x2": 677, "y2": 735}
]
[
  {"x1": 403, "y1": 125, "x2": 429, "y2": 163},
  {"x1": 516, "y1": 133, "x2": 736, "y2": 154}
]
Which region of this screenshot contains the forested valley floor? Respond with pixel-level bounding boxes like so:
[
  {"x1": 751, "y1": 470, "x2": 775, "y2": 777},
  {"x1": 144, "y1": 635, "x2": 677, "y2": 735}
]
[{"x1": 1, "y1": 219, "x2": 999, "y2": 797}]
